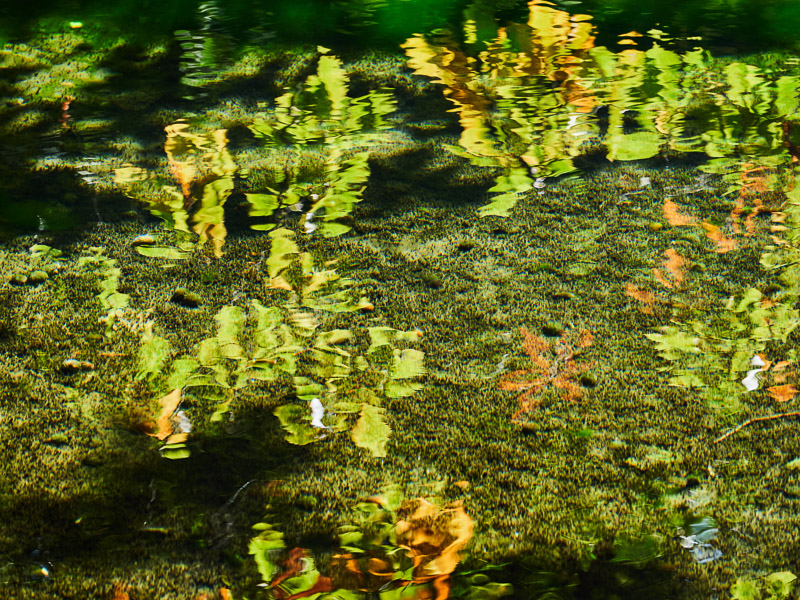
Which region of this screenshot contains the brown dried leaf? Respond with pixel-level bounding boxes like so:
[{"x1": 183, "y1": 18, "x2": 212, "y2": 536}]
[
  {"x1": 520, "y1": 328, "x2": 551, "y2": 371},
  {"x1": 498, "y1": 376, "x2": 545, "y2": 392},
  {"x1": 109, "y1": 583, "x2": 130, "y2": 600},
  {"x1": 652, "y1": 269, "x2": 672, "y2": 289},
  {"x1": 553, "y1": 376, "x2": 582, "y2": 402}
]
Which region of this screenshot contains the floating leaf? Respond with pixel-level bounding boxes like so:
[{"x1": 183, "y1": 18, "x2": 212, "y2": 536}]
[{"x1": 351, "y1": 403, "x2": 391, "y2": 458}]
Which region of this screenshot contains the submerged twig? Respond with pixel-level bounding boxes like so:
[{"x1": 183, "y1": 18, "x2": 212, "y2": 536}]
[{"x1": 713, "y1": 411, "x2": 800, "y2": 444}]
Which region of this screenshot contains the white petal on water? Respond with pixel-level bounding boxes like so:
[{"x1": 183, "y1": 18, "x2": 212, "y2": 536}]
[
  {"x1": 304, "y1": 212, "x2": 317, "y2": 234},
  {"x1": 742, "y1": 354, "x2": 767, "y2": 392},
  {"x1": 175, "y1": 410, "x2": 192, "y2": 433},
  {"x1": 310, "y1": 397, "x2": 328, "y2": 429}
]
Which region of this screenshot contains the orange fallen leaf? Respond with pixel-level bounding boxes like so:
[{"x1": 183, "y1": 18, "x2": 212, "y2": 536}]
[
  {"x1": 767, "y1": 384, "x2": 798, "y2": 403},
  {"x1": 219, "y1": 588, "x2": 232, "y2": 600},
  {"x1": 701, "y1": 222, "x2": 737, "y2": 253},
  {"x1": 625, "y1": 283, "x2": 655, "y2": 314},
  {"x1": 663, "y1": 199, "x2": 697, "y2": 227}
]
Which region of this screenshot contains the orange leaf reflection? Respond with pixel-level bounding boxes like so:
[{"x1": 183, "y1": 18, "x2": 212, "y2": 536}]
[
  {"x1": 625, "y1": 283, "x2": 656, "y2": 314},
  {"x1": 109, "y1": 583, "x2": 130, "y2": 600},
  {"x1": 396, "y1": 499, "x2": 474, "y2": 600},
  {"x1": 767, "y1": 384, "x2": 798, "y2": 403},
  {"x1": 653, "y1": 248, "x2": 687, "y2": 289},
  {"x1": 663, "y1": 199, "x2": 697, "y2": 227},
  {"x1": 272, "y1": 548, "x2": 334, "y2": 600},
  {"x1": 145, "y1": 389, "x2": 188, "y2": 444},
  {"x1": 701, "y1": 222, "x2": 737, "y2": 253}
]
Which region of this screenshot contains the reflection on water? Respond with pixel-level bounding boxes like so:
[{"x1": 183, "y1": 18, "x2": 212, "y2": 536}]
[
  {"x1": 404, "y1": 0, "x2": 800, "y2": 216},
  {"x1": 2, "y1": 0, "x2": 800, "y2": 597}
]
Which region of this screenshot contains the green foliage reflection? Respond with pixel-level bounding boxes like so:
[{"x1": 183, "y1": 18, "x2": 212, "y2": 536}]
[
  {"x1": 246, "y1": 48, "x2": 396, "y2": 237},
  {"x1": 403, "y1": 0, "x2": 800, "y2": 217}
]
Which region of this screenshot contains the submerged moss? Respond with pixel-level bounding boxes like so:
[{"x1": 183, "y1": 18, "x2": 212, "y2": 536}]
[{"x1": 2, "y1": 11, "x2": 800, "y2": 599}]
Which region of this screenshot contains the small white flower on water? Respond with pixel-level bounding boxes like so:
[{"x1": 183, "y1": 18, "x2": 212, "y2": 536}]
[
  {"x1": 310, "y1": 397, "x2": 328, "y2": 429},
  {"x1": 742, "y1": 354, "x2": 767, "y2": 392},
  {"x1": 640, "y1": 176, "x2": 651, "y2": 187}
]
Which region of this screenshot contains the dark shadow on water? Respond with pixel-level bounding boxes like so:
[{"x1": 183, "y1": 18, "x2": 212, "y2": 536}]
[{"x1": 0, "y1": 406, "x2": 303, "y2": 587}]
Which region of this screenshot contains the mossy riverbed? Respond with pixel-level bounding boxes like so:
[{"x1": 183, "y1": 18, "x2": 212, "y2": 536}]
[
  {"x1": 2, "y1": 13, "x2": 800, "y2": 598},
  {"x1": 1, "y1": 151, "x2": 798, "y2": 598}
]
